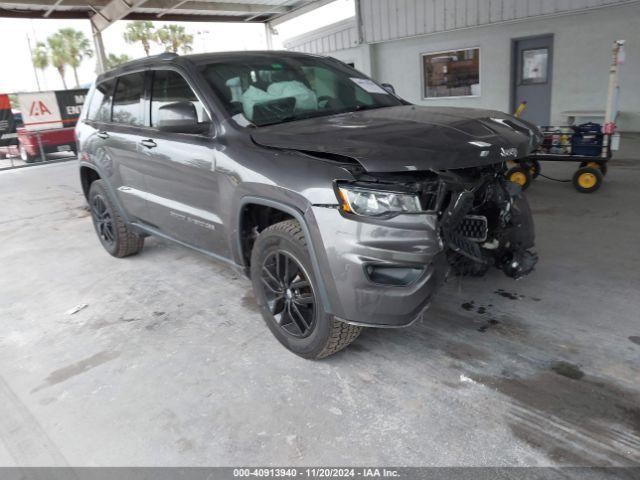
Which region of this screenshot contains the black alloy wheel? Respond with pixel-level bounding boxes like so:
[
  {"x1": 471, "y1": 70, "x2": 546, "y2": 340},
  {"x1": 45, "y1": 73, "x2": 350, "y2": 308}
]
[
  {"x1": 91, "y1": 193, "x2": 115, "y2": 246},
  {"x1": 260, "y1": 250, "x2": 316, "y2": 338},
  {"x1": 87, "y1": 179, "x2": 144, "y2": 258},
  {"x1": 250, "y1": 219, "x2": 362, "y2": 358}
]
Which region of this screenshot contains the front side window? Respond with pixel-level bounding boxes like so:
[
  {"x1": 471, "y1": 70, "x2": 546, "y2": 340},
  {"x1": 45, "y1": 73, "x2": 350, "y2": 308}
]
[
  {"x1": 150, "y1": 70, "x2": 210, "y2": 128},
  {"x1": 112, "y1": 72, "x2": 144, "y2": 126},
  {"x1": 200, "y1": 56, "x2": 402, "y2": 127},
  {"x1": 422, "y1": 48, "x2": 480, "y2": 98},
  {"x1": 87, "y1": 79, "x2": 115, "y2": 122}
]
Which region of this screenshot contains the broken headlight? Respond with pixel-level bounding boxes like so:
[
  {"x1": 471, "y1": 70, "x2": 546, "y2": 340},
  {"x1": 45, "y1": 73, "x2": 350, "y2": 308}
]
[{"x1": 337, "y1": 185, "x2": 422, "y2": 217}]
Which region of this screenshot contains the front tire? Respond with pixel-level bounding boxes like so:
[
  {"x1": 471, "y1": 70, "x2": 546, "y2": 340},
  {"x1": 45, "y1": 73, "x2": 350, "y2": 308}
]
[
  {"x1": 250, "y1": 219, "x2": 361, "y2": 359},
  {"x1": 88, "y1": 180, "x2": 144, "y2": 257}
]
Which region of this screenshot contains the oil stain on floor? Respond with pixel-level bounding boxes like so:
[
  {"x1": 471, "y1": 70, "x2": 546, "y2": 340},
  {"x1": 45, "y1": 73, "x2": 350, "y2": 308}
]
[
  {"x1": 31, "y1": 350, "x2": 120, "y2": 393},
  {"x1": 550, "y1": 361, "x2": 585, "y2": 380},
  {"x1": 469, "y1": 366, "x2": 640, "y2": 466}
]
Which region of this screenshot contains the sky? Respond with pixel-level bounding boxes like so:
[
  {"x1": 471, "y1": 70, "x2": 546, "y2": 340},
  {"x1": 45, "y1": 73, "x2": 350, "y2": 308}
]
[{"x1": 0, "y1": 0, "x2": 355, "y2": 95}]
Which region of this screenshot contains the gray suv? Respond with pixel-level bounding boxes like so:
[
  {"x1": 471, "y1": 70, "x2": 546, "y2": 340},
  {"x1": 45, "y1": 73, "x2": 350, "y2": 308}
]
[{"x1": 76, "y1": 51, "x2": 540, "y2": 358}]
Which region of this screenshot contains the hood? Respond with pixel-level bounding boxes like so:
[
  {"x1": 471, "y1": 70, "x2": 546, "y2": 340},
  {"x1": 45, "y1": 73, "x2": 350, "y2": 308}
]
[{"x1": 250, "y1": 105, "x2": 542, "y2": 172}]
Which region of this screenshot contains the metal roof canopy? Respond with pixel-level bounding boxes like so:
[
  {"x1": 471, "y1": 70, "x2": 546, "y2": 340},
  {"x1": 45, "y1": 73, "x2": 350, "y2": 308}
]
[
  {"x1": 0, "y1": 0, "x2": 333, "y2": 28},
  {"x1": 0, "y1": 0, "x2": 340, "y2": 74}
]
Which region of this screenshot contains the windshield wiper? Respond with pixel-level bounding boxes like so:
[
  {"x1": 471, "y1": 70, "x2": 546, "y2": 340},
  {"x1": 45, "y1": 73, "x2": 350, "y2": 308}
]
[
  {"x1": 257, "y1": 105, "x2": 389, "y2": 127},
  {"x1": 258, "y1": 111, "x2": 328, "y2": 127}
]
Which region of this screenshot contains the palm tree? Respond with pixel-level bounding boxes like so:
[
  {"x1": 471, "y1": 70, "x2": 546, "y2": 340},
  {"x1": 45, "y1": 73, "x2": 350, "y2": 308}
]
[
  {"x1": 46, "y1": 34, "x2": 68, "y2": 89},
  {"x1": 57, "y1": 28, "x2": 93, "y2": 88},
  {"x1": 154, "y1": 25, "x2": 193, "y2": 54},
  {"x1": 124, "y1": 21, "x2": 155, "y2": 56},
  {"x1": 32, "y1": 41, "x2": 49, "y2": 84},
  {"x1": 105, "y1": 53, "x2": 132, "y2": 69}
]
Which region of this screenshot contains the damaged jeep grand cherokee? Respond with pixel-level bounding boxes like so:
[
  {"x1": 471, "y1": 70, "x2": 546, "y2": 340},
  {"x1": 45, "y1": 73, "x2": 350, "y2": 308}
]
[{"x1": 77, "y1": 51, "x2": 541, "y2": 359}]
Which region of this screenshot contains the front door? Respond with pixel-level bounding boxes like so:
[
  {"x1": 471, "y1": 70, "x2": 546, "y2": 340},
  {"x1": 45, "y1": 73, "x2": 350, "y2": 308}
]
[
  {"x1": 141, "y1": 68, "x2": 228, "y2": 257},
  {"x1": 512, "y1": 35, "x2": 553, "y2": 126}
]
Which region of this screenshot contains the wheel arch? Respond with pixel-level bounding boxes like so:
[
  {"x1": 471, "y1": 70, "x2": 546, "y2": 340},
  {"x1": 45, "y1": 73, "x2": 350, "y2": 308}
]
[
  {"x1": 79, "y1": 162, "x2": 133, "y2": 225},
  {"x1": 80, "y1": 164, "x2": 101, "y2": 200},
  {"x1": 237, "y1": 196, "x2": 333, "y2": 313}
]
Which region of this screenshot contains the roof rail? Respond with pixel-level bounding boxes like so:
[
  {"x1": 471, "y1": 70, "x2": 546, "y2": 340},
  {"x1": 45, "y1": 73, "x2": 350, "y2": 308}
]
[
  {"x1": 102, "y1": 51, "x2": 178, "y2": 74},
  {"x1": 156, "y1": 52, "x2": 179, "y2": 59}
]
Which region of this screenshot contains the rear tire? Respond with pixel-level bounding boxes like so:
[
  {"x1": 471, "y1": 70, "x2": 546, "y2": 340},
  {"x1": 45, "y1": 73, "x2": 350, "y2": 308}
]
[
  {"x1": 250, "y1": 219, "x2": 362, "y2": 359},
  {"x1": 88, "y1": 180, "x2": 144, "y2": 257}
]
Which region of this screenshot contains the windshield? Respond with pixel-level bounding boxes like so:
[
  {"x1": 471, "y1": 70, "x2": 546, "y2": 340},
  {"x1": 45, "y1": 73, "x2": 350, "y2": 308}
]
[{"x1": 200, "y1": 55, "x2": 403, "y2": 127}]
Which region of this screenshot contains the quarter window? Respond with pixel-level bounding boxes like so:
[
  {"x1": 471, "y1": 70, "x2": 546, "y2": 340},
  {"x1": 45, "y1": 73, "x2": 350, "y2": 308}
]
[
  {"x1": 87, "y1": 79, "x2": 115, "y2": 122},
  {"x1": 150, "y1": 70, "x2": 209, "y2": 128},
  {"x1": 112, "y1": 72, "x2": 145, "y2": 126},
  {"x1": 422, "y1": 48, "x2": 480, "y2": 98}
]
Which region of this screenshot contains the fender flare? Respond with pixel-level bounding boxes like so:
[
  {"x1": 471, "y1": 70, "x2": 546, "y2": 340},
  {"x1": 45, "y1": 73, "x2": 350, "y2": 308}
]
[
  {"x1": 79, "y1": 161, "x2": 132, "y2": 225},
  {"x1": 238, "y1": 196, "x2": 334, "y2": 313}
]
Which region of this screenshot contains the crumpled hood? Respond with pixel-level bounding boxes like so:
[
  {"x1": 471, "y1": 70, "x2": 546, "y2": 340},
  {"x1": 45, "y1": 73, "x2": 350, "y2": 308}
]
[{"x1": 250, "y1": 105, "x2": 542, "y2": 172}]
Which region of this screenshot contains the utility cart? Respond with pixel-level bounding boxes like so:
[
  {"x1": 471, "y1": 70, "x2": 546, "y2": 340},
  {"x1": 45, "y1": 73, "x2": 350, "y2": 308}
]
[
  {"x1": 506, "y1": 39, "x2": 625, "y2": 193},
  {"x1": 505, "y1": 122, "x2": 618, "y2": 193}
]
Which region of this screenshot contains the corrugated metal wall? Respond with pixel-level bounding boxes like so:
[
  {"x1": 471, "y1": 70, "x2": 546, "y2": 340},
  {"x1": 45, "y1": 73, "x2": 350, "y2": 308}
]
[
  {"x1": 361, "y1": 0, "x2": 638, "y2": 43},
  {"x1": 283, "y1": 18, "x2": 359, "y2": 53}
]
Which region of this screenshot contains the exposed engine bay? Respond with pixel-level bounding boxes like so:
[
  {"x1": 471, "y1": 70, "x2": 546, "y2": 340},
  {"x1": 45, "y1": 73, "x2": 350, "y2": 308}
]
[{"x1": 349, "y1": 163, "x2": 538, "y2": 280}]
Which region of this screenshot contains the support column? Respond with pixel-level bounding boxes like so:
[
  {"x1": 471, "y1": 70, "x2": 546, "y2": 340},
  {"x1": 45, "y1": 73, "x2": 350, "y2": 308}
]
[
  {"x1": 91, "y1": 20, "x2": 107, "y2": 74},
  {"x1": 265, "y1": 22, "x2": 274, "y2": 50}
]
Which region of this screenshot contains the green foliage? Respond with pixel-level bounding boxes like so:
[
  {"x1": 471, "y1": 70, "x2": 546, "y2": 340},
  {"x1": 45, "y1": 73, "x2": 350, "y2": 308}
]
[
  {"x1": 46, "y1": 33, "x2": 69, "y2": 89},
  {"x1": 123, "y1": 21, "x2": 155, "y2": 56},
  {"x1": 34, "y1": 28, "x2": 93, "y2": 89},
  {"x1": 8, "y1": 93, "x2": 18, "y2": 108},
  {"x1": 105, "y1": 53, "x2": 132, "y2": 70},
  {"x1": 32, "y1": 41, "x2": 49, "y2": 70},
  {"x1": 56, "y1": 28, "x2": 93, "y2": 87},
  {"x1": 57, "y1": 28, "x2": 93, "y2": 69},
  {"x1": 154, "y1": 25, "x2": 193, "y2": 54}
]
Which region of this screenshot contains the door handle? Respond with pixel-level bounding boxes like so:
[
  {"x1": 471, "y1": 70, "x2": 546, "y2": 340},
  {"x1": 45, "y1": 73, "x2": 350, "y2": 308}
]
[
  {"x1": 96, "y1": 131, "x2": 109, "y2": 139},
  {"x1": 140, "y1": 139, "x2": 157, "y2": 149}
]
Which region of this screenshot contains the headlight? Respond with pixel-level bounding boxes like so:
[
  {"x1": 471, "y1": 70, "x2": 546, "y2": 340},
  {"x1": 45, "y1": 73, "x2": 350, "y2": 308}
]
[{"x1": 337, "y1": 185, "x2": 422, "y2": 217}]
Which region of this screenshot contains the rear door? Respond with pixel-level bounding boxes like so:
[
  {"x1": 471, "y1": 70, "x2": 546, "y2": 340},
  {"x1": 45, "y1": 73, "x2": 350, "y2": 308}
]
[
  {"x1": 141, "y1": 68, "x2": 227, "y2": 256},
  {"x1": 107, "y1": 71, "x2": 152, "y2": 222},
  {"x1": 82, "y1": 77, "x2": 146, "y2": 221}
]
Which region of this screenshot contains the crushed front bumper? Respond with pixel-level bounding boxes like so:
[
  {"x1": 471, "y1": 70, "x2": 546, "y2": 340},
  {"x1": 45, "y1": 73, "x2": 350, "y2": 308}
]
[{"x1": 309, "y1": 206, "x2": 449, "y2": 327}]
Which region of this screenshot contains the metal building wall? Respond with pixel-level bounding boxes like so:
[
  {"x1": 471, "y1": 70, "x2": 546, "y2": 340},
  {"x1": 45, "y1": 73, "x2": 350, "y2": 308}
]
[
  {"x1": 360, "y1": 0, "x2": 639, "y2": 43},
  {"x1": 283, "y1": 18, "x2": 359, "y2": 54}
]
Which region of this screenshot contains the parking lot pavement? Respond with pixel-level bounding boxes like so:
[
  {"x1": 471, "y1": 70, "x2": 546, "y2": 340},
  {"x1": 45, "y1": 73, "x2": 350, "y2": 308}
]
[
  {"x1": 0, "y1": 153, "x2": 77, "y2": 171},
  {"x1": 0, "y1": 157, "x2": 25, "y2": 169},
  {"x1": 1, "y1": 159, "x2": 639, "y2": 467}
]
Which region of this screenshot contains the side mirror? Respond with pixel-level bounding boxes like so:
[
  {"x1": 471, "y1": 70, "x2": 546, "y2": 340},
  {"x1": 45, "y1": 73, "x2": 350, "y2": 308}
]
[
  {"x1": 381, "y1": 83, "x2": 396, "y2": 94},
  {"x1": 157, "y1": 101, "x2": 207, "y2": 134}
]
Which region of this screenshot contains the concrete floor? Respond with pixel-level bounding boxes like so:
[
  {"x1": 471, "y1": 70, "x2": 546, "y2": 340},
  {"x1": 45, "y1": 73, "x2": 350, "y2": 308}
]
[
  {"x1": 0, "y1": 152, "x2": 77, "y2": 170},
  {"x1": 0, "y1": 159, "x2": 639, "y2": 467}
]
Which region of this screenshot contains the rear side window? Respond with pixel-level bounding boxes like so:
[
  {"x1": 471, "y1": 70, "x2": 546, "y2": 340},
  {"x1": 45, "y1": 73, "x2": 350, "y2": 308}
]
[
  {"x1": 87, "y1": 79, "x2": 115, "y2": 122},
  {"x1": 150, "y1": 70, "x2": 209, "y2": 128},
  {"x1": 112, "y1": 72, "x2": 145, "y2": 126}
]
